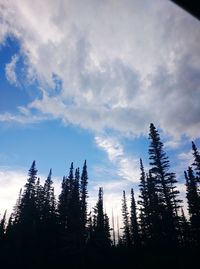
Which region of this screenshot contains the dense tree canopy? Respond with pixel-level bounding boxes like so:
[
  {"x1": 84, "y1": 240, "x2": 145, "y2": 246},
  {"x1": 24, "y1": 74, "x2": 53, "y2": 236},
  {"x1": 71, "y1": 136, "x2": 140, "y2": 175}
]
[{"x1": 0, "y1": 124, "x2": 200, "y2": 268}]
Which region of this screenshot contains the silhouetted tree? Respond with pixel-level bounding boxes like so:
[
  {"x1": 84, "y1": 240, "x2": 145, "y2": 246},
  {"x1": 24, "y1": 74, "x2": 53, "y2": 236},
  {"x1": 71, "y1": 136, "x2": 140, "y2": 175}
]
[
  {"x1": 138, "y1": 159, "x2": 149, "y2": 244},
  {"x1": 80, "y1": 160, "x2": 88, "y2": 244},
  {"x1": 148, "y1": 123, "x2": 181, "y2": 244},
  {"x1": 192, "y1": 141, "x2": 200, "y2": 179},
  {"x1": 122, "y1": 190, "x2": 131, "y2": 246},
  {"x1": 0, "y1": 210, "x2": 6, "y2": 245},
  {"x1": 185, "y1": 166, "x2": 200, "y2": 245},
  {"x1": 130, "y1": 188, "x2": 140, "y2": 247},
  {"x1": 179, "y1": 208, "x2": 190, "y2": 247},
  {"x1": 17, "y1": 161, "x2": 38, "y2": 244},
  {"x1": 92, "y1": 188, "x2": 111, "y2": 248},
  {"x1": 146, "y1": 171, "x2": 163, "y2": 245},
  {"x1": 58, "y1": 176, "x2": 69, "y2": 230}
]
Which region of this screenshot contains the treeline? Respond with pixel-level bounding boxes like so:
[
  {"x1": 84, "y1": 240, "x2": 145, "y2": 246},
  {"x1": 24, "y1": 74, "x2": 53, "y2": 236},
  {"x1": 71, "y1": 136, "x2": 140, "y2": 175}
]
[{"x1": 0, "y1": 123, "x2": 200, "y2": 268}]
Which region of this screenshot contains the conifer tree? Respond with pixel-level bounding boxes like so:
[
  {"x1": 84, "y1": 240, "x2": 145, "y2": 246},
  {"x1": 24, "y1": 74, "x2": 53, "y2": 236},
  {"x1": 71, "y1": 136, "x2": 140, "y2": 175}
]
[
  {"x1": 179, "y1": 208, "x2": 190, "y2": 247},
  {"x1": 92, "y1": 188, "x2": 111, "y2": 248},
  {"x1": 17, "y1": 161, "x2": 38, "y2": 242},
  {"x1": 148, "y1": 123, "x2": 181, "y2": 244},
  {"x1": 130, "y1": 188, "x2": 140, "y2": 247},
  {"x1": 12, "y1": 188, "x2": 22, "y2": 225},
  {"x1": 42, "y1": 169, "x2": 57, "y2": 246},
  {"x1": 185, "y1": 166, "x2": 200, "y2": 245},
  {"x1": 146, "y1": 171, "x2": 163, "y2": 245},
  {"x1": 43, "y1": 169, "x2": 56, "y2": 223},
  {"x1": 80, "y1": 160, "x2": 88, "y2": 243},
  {"x1": 35, "y1": 177, "x2": 44, "y2": 230},
  {"x1": 138, "y1": 159, "x2": 149, "y2": 244},
  {"x1": 58, "y1": 176, "x2": 69, "y2": 230},
  {"x1": 122, "y1": 190, "x2": 131, "y2": 246},
  {"x1": 192, "y1": 141, "x2": 200, "y2": 179},
  {"x1": 0, "y1": 210, "x2": 6, "y2": 245}
]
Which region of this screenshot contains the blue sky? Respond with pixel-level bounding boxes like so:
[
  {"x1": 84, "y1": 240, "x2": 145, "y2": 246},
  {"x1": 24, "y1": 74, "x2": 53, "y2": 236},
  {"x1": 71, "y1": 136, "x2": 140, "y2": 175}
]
[{"x1": 0, "y1": 0, "x2": 200, "y2": 221}]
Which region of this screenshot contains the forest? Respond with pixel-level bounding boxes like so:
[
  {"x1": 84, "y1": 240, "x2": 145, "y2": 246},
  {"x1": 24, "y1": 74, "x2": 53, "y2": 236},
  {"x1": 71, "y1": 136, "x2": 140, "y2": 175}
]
[{"x1": 0, "y1": 123, "x2": 200, "y2": 268}]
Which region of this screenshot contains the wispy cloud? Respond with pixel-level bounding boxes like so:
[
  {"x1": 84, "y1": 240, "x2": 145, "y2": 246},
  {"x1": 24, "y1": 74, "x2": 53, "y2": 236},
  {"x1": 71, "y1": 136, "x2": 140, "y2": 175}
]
[
  {"x1": 5, "y1": 54, "x2": 19, "y2": 86},
  {"x1": 95, "y1": 135, "x2": 140, "y2": 183}
]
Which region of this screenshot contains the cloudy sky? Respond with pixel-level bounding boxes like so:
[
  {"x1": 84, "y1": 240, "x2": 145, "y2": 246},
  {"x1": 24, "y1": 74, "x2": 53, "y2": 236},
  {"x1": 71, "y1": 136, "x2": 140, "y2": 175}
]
[{"x1": 0, "y1": 0, "x2": 200, "y2": 222}]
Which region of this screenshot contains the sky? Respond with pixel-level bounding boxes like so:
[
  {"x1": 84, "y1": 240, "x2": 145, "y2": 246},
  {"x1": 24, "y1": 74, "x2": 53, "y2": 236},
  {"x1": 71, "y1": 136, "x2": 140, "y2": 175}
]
[{"x1": 0, "y1": 0, "x2": 200, "y2": 224}]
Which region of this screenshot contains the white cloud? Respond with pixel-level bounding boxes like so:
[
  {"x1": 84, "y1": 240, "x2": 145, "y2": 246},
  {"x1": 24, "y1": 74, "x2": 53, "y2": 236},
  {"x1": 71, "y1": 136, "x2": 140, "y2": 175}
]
[
  {"x1": 95, "y1": 135, "x2": 140, "y2": 182},
  {"x1": 0, "y1": 167, "x2": 27, "y2": 217},
  {"x1": 5, "y1": 54, "x2": 19, "y2": 86},
  {"x1": 0, "y1": 0, "x2": 200, "y2": 139}
]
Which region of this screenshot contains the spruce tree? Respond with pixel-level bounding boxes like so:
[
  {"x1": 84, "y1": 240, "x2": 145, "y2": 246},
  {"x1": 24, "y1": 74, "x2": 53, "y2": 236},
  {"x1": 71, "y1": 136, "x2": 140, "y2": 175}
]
[
  {"x1": 192, "y1": 141, "x2": 200, "y2": 179},
  {"x1": 92, "y1": 188, "x2": 111, "y2": 248},
  {"x1": 146, "y1": 171, "x2": 163, "y2": 245},
  {"x1": 17, "y1": 161, "x2": 38, "y2": 242},
  {"x1": 138, "y1": 159, "x2": 149, "y2": 244},
  {"x1": 58, "y1": 176, "x2": 69, "y2": 230},
  {"x1": 0, "y1": 210, "x2": 6, "y2": 245},
  {"x1": 80, "y1": 160, "x2": 88, "y2": 243},
  {"x1": 185, "y1": 166, "x2": 200, "y2": 245},
  {"x1": 43, "y1": 169, "x2": 56, "y2": 223},
  {"x1": 130, "y1": 188, "x2": 140, "y2": 247},
  {"x1": 148, "y1": 123, "x2": 181, "y2": 244},
  {"x1": 122, "y1": 190, "x2": 131, "y2": 246},
  {"x1": 42, "y1": 169, "x2": 57, "y2": 246}
]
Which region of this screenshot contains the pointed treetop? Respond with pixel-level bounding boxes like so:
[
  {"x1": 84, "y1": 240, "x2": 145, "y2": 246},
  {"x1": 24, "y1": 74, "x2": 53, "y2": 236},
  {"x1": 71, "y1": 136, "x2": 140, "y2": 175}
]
[{"x1": 47, "y1": 169, "x2": 52, "y2": 180}]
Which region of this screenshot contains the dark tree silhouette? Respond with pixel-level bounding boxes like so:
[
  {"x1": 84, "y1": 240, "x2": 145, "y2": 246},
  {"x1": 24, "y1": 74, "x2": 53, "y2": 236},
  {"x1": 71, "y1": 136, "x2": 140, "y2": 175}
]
[
  {"x1": 138, "y1": 159, "x2": 149, "y2": 244},
  {"x1": 80, "y1": 160, "x2": 88, "y2": 244},
  {"x1": 185, "y1": 166, "x2": 200, "y2": 245},
  {"x1": 148, "y1": 123, "x2": 181, "y2": 244},
  {"x1": 130, "y1": 188, "x2": 140, "y2": 247},
  {"x1": 121, "y1": 190, "x2": 131, "y2": 246},
  {"x1": 1, "y1": 125, "x2": 200, "y2": 268},
  {"x1": 90, "y1": 187, "x2": 111, "y2": 248},
  {"x1": 192, "y1": 141, "x2": 200, "y2": 179}
]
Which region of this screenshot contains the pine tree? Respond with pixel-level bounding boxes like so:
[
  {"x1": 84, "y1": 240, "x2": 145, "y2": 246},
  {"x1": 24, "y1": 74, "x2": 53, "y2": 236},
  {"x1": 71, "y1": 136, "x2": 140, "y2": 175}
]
[
  {"x1": 35, "y1": 177, "x2": 44, "y2": 231},
  {"x1": 92, "y1": 188, "x2": 111, "y2": 248},
  {"x1": 0, "y1": 210, "x2": 6, "y2": 245},
  {"x1": 122, "y1": 190, "x2": 131, "y2": 246},
  {"x1": 69, "y1": 168, "x2": 81, "y2": 247},
  {"x1": 43, "y1": 169, "x2": 56, "y2": 219},
  {"x1": 138, "y1": 159, "x2": 149, "y2": 244},
  {"x1": 192, "y1": 141, "x2": 200, "y2": 179},
  {"x1": 179, "y1": 208, "x2": 190, "y2": 247},
  {"x1": 130, "y1": 188, "x2": 140, "y2": 247},
  {"x1": 146, "y1": 171, "x2": 163, "y2": 245},
  {"x1": 58, "y1": 176, "x2": 69, "y2": 230},
  {"x1": 42, "y1": 169, "x2": 57, "y2": 246},
  {"x1": 17, "y1": 161, "x2": 38, "y2": 242},
  {"x1": 12, "y1": 188, "x2": 22, "y2": 225},
  {"x1": 80, "y1": 160, "x2": 88, "y2": 243},
  {"x1": 148, "y1": 123, "x2": 181, "y2": 244},
  {"x1": 185, "y1": 166, "x2": 200, "y2": 245}
]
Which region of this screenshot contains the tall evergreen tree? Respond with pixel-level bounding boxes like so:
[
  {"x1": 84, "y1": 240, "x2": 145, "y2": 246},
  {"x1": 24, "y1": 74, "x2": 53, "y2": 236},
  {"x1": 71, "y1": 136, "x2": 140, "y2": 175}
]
[
  {"x1": 43, "y1": 169, "x2": 56, "y2": 223},
  {"x1": 122, "y1": 190, "x2": 131, "y2": 246},
  {"x1": 58, "y1": 176, "x2": 69, "y2": 230},
  {"x1": 138, "y1": 159, "x2": 149, "y2": 244},
  {"x1": 80, "y1": 160, "x2": 88, "y2": 243},
  {"x1": 192, "y1": 141, "x2": 200, "y2": 179},
  {"x1": 146, "y1": 171, "x2": 163, "y2": 245},
  {"x1": 130, "y1": 188, "x2": 140, "y2": 247},
  {"x1": 185, "y1": 166, "x2": 200, "y2": 245},
  {"x1": 148, "y1": 123, "x2": 181, "y2": 244},
  {"x1": 0, "y1": 210, "x2": 6, "y2": 245},
  {"x1": 92, "y1": 188, "x2": 111, "y2": 248},
  {"x1": 17, "y1": 161, "x2": 38, "y2": 242}
]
